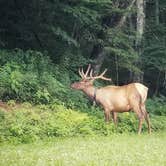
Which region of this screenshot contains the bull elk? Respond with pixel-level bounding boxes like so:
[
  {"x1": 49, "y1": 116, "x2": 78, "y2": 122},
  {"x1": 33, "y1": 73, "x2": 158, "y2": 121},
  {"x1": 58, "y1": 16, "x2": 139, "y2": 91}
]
[{"x1": 71, "y1": 64, "x2": 151, "y2": 134}]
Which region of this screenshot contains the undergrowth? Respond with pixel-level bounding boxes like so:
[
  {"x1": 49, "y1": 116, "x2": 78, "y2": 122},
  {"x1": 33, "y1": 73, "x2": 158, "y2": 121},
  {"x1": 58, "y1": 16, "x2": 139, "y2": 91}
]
[
  {"x1": 0, "y1": 102, "x2": 165, "y2": 144},
  {"x1": 0, "y1": 49, "x2": 166, "y2": 144}
]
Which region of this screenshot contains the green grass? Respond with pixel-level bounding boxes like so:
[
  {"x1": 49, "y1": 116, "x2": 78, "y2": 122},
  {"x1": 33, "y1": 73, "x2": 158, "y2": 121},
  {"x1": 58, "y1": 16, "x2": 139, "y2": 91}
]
[{"x1": 0, "y1": 132, "x2": 166, "y2": 166}]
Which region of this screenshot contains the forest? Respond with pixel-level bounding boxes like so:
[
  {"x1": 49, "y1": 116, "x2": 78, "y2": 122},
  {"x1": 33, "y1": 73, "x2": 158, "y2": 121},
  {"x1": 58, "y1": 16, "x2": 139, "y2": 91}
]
[
  {"x1": 0, "y1": 0, "x2": 166, "y2": 165},
  {"x1": 0, "y1": 0, "x2": 166, "y2": 100}
]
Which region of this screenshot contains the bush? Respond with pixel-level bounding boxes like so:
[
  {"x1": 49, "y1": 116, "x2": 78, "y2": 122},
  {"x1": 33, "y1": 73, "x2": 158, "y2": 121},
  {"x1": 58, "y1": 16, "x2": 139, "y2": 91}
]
[
  {"x1": 0, "y1": 103, "x2": 165, "y2": 144},
  {"x1": 147, "y1": 96, "x2": 166, "y2": 116},
  {"x1": 0, "y1": 49, "x2": 90, "y2": 109},
  {"x1": 0, "y1": 49, "x2": 56, "y2": 102}
]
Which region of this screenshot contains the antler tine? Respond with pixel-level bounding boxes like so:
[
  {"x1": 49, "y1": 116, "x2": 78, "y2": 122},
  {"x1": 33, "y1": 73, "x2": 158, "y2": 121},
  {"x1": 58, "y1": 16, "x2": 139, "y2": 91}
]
[
  {"x1": 78, "y1": 68, "x2": 84, "y2": 78},
  {"x1": 80, "y1": 67, "x2": 87, "y2": 78},
  {"x1": 85, "y1": 64, "x2": 91, "y2": 77},
  {"x1": 90, "y1": 69, "x2": 93, "y2": 77},
  {"x1": 92, "y1": 68, "x2": 112, "y2": 82},
  {"x1": 100, "y1": 69, "x2": 108, "y2": 76},
  {"x1": 99, "y1": 76, "x2": 112, "y2": 81}
]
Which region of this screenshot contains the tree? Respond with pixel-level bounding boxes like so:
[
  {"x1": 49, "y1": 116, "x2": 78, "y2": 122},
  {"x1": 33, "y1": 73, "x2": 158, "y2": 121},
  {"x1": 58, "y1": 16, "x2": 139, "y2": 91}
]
[{"x1": 132, "y1": 0, "x2": 145, "y2": 82}]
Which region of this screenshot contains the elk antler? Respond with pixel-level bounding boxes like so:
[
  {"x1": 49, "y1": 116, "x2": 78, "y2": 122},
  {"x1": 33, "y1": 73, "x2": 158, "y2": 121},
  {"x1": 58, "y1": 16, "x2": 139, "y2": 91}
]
[
  {"x1": 91, "y1": 69, "x2": 112, "y2": 81},
  {"x1": 78, "y1": 64, "x2": 91, "y2": 79},
  {"x1": 78, "y1": 64, "x2": 111, "y2": 81},
  {"x1": 78, "y1": 68, "x2": 84, "y2": 78}
]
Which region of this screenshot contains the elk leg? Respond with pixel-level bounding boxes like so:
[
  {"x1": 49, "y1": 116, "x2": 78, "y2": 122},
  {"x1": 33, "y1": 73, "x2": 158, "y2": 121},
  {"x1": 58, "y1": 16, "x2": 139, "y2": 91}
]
[
  {"x1": 111, "y1": 112, "x2": 118, "y2": 125},
  {"x1": 141, "y1": 104, "x2": 151, "y2": 134},
  {"x1": 138, "y1": 115, "x2": 144, "y2": 134},
  {"x1": 133, "y1": 106, "x2": 144, "y2": 134},
  {"x1": 104, "y1": 109, "x2": 110, "y2": 123}
]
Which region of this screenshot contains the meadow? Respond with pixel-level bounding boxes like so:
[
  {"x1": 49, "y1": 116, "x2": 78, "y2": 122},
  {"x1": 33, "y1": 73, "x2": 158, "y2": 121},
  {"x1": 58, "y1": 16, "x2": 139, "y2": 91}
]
[
  {"x1": 0, "y1": 98, "x2": 166, "y2": 166},
  {"x1": 0, "y1": 132, "x2": 166, "y2": 166}
]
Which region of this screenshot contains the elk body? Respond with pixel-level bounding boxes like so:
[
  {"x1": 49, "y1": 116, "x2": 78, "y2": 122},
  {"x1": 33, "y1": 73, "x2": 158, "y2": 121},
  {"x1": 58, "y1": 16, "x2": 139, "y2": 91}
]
[{"x1": 71, "y1": 64, "x2": 151, "y2": 134}]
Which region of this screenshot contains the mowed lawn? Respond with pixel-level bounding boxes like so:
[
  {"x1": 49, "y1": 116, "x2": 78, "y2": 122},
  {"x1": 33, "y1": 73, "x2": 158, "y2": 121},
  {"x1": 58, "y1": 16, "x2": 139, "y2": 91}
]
[{"x1": 0, "y1": 133, "x2": 166, "y2": 166}]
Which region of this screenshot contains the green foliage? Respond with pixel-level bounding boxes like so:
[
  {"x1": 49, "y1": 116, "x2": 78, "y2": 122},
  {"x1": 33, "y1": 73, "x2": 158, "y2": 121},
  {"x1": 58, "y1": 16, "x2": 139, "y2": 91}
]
[
  {"x1": 0, "y1": 102, "x2": 165, "y2": 144},
  {"x1": 0, "y1": 0, "x2": 166, "y2": 96},
  {"x1": 0, "y1": 49, "x2": 76, "y2": 105},
  {"x1": 147, "y1": 96, "x2": 166, "y2": 116},
  {"x1": 0, "y1": 49, "x2": 92, "y2": 110},
  {"x1": 105, "y1": 28, "x2": 139, "y2": 72},
  {"x1": 143, "y1": 43, "x2": 166, "y2": 72},
  {"x1": 52, "y1": 27, "x2": 79, "y2": 47}
]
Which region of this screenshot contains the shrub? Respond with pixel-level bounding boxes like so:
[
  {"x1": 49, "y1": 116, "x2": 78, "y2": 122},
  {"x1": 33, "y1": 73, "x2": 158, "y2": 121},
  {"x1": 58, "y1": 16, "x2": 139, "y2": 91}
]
[
  {"x1": 147, "y1": 96, "x2": 166, "y2": 116},
  {"x1": 0, "y1": 103, "x2": 165, "y2": 144},
  {"x1": 0, "y1": 49, "x2": 89, "y2": 108}
]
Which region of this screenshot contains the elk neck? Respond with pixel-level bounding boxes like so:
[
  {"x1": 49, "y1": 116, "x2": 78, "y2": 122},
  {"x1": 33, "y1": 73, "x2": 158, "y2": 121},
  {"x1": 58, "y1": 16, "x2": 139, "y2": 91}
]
[{"x1": 82, "y1": 85, "x2": 97, "y2": 101}]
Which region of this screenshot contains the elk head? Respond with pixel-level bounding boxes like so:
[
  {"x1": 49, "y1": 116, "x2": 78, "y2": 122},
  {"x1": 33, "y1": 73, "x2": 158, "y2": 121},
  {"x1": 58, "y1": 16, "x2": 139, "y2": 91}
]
[{"x1": 71, "y1": 64, "x2": 112, "y2": 90}]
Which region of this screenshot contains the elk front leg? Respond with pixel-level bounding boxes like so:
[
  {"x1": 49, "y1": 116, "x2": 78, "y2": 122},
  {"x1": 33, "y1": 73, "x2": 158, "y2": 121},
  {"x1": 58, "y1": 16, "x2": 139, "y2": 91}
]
[
  {"x1": 104, "y1": 109, "x2": 111, "y2": 123},
  {"x1": 111, "y1": 112, "x2": 118, "y2": 125}
]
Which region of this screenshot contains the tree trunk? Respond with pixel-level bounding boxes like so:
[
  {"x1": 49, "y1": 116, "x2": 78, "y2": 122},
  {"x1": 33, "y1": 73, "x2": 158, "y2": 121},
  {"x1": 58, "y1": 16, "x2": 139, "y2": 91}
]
[
  {"x1": 93, "y1": 48, "x2": 105, "y2": 75},
  {"x1": 155, "y1": 0, "x2": 159, "y2": 25},
  {"x1": 129, "y1": 14, "x2": 135, "y2": 82},
  {"x1": 115, "y1": 55, "x2": 119, "y2": 85},
  {"x1": 136, "y1": 0, "x2": 145, "y2": 47},
  {"x1": 133, "y1": 0, "x2": 145, "y2": 82},
  {"x1": 154, "y1": 71, "x2": 161, "y2": 96},
  {"x1": 154, "y1": 0, "x2": 160, "y2": 95},
  {"x1": 93, "y1": 0, "x2": 136, "y2": 74},
  {"x1": 163, "y1": 70, "x2": 166, "y2": 88}
]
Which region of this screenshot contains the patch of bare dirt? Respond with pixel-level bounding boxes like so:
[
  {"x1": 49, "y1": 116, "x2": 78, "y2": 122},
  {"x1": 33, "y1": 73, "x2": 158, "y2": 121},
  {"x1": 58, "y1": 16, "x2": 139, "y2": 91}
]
[
  {"x1": 0, "y1": 100, "x2": 22, "y2": 111},
  {"x1": 0, "y1": 101, "x2": 10, "y2": 111}
]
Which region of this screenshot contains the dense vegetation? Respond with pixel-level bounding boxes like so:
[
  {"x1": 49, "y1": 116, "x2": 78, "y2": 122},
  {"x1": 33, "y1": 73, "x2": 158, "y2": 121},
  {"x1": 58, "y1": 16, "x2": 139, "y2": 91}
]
[
  {"x1": 0, "y1": 0, "x2": 166, "y2": 146},
  {"x1": 0, "y1": 99, "x2": 166, "y2": 143},
  {"x1": 0, "y1": 0, "x2": 166, "y2": 95},
  {"x1": 0, "y1": 49, "x2": 165, "y2": 144}
]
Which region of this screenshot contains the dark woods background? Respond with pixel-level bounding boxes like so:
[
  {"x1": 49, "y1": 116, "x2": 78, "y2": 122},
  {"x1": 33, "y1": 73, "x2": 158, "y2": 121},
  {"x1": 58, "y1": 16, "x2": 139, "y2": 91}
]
[{"x1": 0, "y1": 0, "x2": 166, "y2": 104}]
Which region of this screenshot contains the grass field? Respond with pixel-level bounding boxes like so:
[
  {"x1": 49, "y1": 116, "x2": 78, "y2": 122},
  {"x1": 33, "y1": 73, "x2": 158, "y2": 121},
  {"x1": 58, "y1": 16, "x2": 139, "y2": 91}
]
[{"x1": 0, "y1": 132, "x2": 166, "y2": 166}]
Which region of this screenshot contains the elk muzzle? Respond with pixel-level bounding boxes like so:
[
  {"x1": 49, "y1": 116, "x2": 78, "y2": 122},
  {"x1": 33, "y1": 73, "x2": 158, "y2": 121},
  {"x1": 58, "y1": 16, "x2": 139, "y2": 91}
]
[{"x1": 70, "y1": 82, "x2": 81, "y2": 89}]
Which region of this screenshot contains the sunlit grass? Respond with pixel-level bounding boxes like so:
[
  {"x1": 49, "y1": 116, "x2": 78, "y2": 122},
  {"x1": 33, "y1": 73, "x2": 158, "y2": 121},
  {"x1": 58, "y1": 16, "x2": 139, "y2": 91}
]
[{"x1": 0, "y1": 132, "x2": 165, "y2": 166}]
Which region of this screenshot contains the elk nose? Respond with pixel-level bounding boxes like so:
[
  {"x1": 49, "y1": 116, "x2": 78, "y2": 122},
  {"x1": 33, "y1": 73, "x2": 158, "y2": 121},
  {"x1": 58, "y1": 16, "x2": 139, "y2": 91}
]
[{"x1": 70, "y1": 83, "x2": 75, "y2": 89}]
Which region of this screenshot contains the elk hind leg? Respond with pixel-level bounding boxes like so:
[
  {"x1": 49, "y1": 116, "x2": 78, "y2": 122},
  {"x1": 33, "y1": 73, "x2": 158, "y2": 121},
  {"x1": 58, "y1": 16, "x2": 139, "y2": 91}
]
[
  {"x1": 141, "y1": 104, "x2": 151, "y2": 134},
  {"x1": 111, "y1": 112, "x2": 118, "y2": 125},
  {"x1": 133, "y1": 106, "x2": 144, "y2": 134}
]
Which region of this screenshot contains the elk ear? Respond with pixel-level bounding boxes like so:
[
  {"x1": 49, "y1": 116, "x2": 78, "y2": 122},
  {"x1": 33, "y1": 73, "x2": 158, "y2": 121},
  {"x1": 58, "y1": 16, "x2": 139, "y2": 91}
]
[{"x1": 89, "y1": 78, "x2": 94, "y2": 83}]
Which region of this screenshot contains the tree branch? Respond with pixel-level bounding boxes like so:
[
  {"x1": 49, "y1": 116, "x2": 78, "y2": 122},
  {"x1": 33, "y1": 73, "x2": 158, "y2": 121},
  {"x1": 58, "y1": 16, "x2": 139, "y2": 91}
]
[{"x1": 116, "y1": 0, "x2": 136, "y2": 28}]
